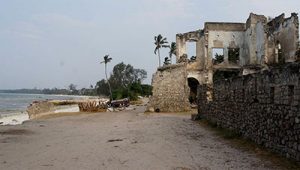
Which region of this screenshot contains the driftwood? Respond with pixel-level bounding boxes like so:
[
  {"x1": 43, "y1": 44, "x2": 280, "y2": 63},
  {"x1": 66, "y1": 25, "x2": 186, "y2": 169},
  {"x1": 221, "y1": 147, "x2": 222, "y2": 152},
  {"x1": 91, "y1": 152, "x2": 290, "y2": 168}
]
[{"x1": 78, "y1": 99, "x2": 109, "y2": 112}]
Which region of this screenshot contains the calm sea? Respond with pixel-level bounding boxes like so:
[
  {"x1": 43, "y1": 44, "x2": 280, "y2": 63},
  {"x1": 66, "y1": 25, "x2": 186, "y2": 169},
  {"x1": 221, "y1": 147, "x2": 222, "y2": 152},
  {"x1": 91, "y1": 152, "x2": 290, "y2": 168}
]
[{"x1": 0, "y1": 93, "x2": 86, "y2": 116}]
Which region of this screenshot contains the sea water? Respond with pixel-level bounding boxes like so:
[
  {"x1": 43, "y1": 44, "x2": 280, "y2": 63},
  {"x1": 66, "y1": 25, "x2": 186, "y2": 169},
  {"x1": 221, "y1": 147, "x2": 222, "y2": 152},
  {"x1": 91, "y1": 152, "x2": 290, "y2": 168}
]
[{"x1": 0, "y1": 93, "x2": 85, "y2": 116}]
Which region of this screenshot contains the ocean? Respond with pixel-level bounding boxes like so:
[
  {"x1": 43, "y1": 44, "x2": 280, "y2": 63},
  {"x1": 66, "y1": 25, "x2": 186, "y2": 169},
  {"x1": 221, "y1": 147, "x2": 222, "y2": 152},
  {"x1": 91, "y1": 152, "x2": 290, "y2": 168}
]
[{"x1": 0, "y1": 93, "x2": 86, "y2": 116}]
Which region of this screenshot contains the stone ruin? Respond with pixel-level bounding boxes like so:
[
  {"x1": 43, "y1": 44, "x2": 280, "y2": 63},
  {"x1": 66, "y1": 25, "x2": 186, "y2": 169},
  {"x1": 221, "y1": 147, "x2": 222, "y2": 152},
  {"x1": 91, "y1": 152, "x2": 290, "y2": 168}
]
[
  {"x1": 149, "y1": 12, "x2": 300, "y2": 161},
  {"x1": 148, "y1": 12, "x2": 299, "y2": 113}
]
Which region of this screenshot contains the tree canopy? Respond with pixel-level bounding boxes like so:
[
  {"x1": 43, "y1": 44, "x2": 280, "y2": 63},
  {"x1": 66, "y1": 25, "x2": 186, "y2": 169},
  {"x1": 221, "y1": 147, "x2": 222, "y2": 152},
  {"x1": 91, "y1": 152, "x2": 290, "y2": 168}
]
[{"x1": 95, "y1": 62, "x2": 151, "y2": 100}]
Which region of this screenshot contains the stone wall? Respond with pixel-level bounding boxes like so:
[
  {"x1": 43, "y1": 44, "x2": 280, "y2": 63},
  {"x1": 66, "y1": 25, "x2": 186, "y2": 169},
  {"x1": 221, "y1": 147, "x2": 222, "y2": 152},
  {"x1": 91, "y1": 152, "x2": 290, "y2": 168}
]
[
  {"x1": 148, "y1": 64, "x2": 191, "y2": 112},
  {"x1": 197, "y1": 63, "x2": 300, "y2": 161},
  {"x1": 267, "y1": 13, "x2": 299, "y2": 63},
  {"x1": 27, "y1": 101, "x2": 55, "y2": 119}
]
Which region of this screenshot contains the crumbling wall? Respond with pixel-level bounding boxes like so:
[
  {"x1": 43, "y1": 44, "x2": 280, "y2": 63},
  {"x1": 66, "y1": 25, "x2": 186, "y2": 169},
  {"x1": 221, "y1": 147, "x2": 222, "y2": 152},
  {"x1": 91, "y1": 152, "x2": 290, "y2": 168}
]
[
  {"x1": 207, "y1": 30, "x2": 246, "y2": 66},
  {"x1": 27, "y1": 101, "x2": 55, "y2": 119},
  {"x1": 197, "y1": 63, "x2": 300, "y2": 161},
  {"x1": 176, "y1": 30, "x2": 203, "y2": 70},
  {"x1": 156, "y1": 12, "x2": 299, "y2": 113},
  {"x1": 267, "y1": 13, "x2": 299, "y2": 63},
  {"x1": 204, "y1": 23, "x2": 246, "y2": 68},
  {"x1": 245, "y1": 13, "x2": 268, "y2": 65},
  {"x1": 176, "y1": 31, "x2": 201, "y2": 60},
  {"x1": 197, "y1": 35, "x2": 206, "y2": 70},
  {"x1": 149, "y1": 64, "x2": 191, "y2": 112}
]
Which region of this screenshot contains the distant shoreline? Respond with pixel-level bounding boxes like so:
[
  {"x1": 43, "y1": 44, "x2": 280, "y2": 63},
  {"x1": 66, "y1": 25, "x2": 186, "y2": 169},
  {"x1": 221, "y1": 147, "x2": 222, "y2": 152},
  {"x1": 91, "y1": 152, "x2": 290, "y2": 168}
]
[
  {"x1": 0, "y1": 92, "x2": 94, "y2": 97},
  {"x1": 0, "y1": 93, "x2": 98, "y2": 117},
  {"x1": 0, "y1": 91, "x2": 97, "y2": 97}
]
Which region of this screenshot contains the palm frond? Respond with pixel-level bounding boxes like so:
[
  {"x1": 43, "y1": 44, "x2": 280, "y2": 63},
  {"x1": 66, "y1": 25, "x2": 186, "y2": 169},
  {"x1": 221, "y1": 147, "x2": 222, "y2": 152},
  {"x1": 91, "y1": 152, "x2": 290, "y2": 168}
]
[{"x1": 101, "y1": 55, "x2": 112, "y2": 64}]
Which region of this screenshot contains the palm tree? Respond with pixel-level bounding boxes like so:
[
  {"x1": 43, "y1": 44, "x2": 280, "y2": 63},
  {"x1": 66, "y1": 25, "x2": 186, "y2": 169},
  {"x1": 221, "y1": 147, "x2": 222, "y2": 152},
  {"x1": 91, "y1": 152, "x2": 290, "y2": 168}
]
[
  {"x1": 100, "y1": 55, "x2": 113, "y2": 101},
  {"x1": 169, "y1": 42, "x2": 176, "y2": 64},
  {"x1": 163, "y1": 57, "x2": 171, "y2": 65},
  {"x1": 154, "y1": 34, "x2": 169, "y2": 67}
]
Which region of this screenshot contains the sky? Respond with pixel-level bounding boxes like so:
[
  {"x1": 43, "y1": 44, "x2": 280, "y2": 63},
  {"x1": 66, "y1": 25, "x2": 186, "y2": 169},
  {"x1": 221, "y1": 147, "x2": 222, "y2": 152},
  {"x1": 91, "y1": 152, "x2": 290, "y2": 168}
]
[{"x1": 0, "y1": 0, "x2": 299, "y2": 89}]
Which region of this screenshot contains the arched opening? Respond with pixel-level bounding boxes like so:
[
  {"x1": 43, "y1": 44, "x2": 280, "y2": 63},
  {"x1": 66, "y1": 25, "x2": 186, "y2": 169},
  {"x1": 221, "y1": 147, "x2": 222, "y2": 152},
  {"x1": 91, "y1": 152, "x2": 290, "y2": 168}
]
[{"x1": 188, "y1": 77, "x2": 200, "y2": 105}]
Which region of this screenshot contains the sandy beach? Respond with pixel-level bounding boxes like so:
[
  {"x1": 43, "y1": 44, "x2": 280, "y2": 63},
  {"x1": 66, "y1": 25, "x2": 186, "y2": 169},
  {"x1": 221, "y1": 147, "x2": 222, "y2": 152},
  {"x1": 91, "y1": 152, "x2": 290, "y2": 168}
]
[{"x1": 0, "y1": 103, "x2": 285, "y2": 170}]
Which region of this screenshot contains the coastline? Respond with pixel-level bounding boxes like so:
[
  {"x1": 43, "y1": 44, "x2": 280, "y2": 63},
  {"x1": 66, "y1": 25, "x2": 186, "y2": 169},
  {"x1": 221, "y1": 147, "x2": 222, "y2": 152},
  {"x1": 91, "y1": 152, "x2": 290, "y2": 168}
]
[
  {"x1": 0, "y1": 104, "x2": 80, "y2": 125},
  {"x1": 0, "y1": 112, "x2": 29, "y2": 125},
  {"x1": 0, "y1": 93, "x2": 101, "y2": 125}
]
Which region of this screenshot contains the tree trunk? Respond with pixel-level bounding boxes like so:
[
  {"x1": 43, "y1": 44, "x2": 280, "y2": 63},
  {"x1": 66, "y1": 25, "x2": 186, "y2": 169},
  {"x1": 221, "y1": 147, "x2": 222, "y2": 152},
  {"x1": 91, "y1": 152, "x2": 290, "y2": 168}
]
[
  {"x1": 158, "y1": 49, "x2": 161, "y2": 67},
  {"x1": 105, "y1": 64, "x2": 113, "y2": 101}
]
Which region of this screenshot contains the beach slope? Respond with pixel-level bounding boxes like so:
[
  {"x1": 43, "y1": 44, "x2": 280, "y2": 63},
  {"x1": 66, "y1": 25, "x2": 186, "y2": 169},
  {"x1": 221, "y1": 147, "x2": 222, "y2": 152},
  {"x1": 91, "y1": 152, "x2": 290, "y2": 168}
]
[{"x1": 0, "y1": 105, "x2": 280, "y2": 169}]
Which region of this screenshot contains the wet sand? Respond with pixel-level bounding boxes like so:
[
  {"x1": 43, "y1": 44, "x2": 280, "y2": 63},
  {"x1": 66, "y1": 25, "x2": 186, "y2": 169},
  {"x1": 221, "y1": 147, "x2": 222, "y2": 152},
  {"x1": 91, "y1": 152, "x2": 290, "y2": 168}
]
[{"x1": 0, "y1": 105, "x2": 279, "y2": 170}]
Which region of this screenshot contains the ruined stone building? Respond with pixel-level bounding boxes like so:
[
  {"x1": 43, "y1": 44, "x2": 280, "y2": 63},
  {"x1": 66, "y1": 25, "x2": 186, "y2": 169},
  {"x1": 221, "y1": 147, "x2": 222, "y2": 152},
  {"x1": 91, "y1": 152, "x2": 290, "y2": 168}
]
[
  {"x1": 149, "y1": 13, "x2": 299, "y2": 113},
  {"x1": 149, "y1": 12, "x2": 300, "y2": 162}
]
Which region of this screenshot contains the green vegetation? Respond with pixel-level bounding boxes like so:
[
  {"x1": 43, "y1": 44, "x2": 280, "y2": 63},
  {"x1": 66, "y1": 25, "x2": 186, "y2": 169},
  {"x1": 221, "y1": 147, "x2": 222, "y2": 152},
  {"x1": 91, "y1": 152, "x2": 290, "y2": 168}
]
[
  {"x1": 213, "y1": 53, "x2": 224, "y2": 64},
  {"x1": 169, "y1": 42, "x2": 176, "y2": 64},
  {"x1": 228, "y1": 48, "x2": 239, "y2": 63},
  {"x1": 154, "y1": 34, "x2": 169, "y2": 67},
  {"x1": 1, "y1": 61, "x2": 152, "y2": 100},
  {"x1": 0, "y1": 86, "x2": 92, "y2": 96},
  {"x1": 163, "y1": 57, "x2": 171, "y2": 65},
  {"x1": 95, "y1": 62, "x2": 152, "y2": 100},
  {"x1": 100, "y1": 55, "x2": 113, "y2": 101}
]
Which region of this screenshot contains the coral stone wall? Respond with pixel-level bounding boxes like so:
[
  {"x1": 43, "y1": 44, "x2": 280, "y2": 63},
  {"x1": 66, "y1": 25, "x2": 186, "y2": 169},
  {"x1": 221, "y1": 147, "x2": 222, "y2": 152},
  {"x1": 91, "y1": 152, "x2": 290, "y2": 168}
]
[
  {"x1": 27, "y1": 101, "x2": 55, "y2": 119},
  {"x1": 198, "y1": 63, "x2": 300, "y2": 161},
  {"x1": 149, "y1": 64, "x2": 191, "y2": 112}
]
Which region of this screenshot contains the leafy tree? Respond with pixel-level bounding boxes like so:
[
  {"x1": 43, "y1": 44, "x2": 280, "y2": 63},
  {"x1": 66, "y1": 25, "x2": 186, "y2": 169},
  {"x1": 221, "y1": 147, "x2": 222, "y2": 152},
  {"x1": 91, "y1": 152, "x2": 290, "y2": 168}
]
[
  {"x1": 228, "y1": 48, "x2": 239, "y2": 63},
  {"x1": 169, "y1": 42, "x2": 176, "y2": 63},
  {"x1": 133, "y1": 69, "x2": 147, "y2": 83},
  {"x1": 109, "y1": 62, "x2": 147, "y2": 89},
  {"x1": 105, "y1": 62, "x2": 147, "y2": 100},
  {"x1": 95, "y1": 79, "x2": 110, "y2": 96},
  {"x1": 100, "y1": 55, "x2": 113, "y2": 101},
  {"x1": 190, "y1": 56, "x2": 197, "y2": 62},
  {"x1": 109, "y1": 62, "x2": 133, "y2": 89},
  {"x1": 68, "y1": 84, "x2": 78, "y2": 95},
  {"x1": 213, "y1": 53, "x2": 224, "y2": 64},
  {"x1": 130, "y1": 82, "x2": 143, "y2": 95},
  {"x1": 68, "y1": 84, "x2": 77, "y2": 91},
  {"x1": 154, "y1": 34, "x2": 169, "y2": 67},
  {"x1": 163, "y1": 57, "x2": 171, "y2": 65},
  {"x1": 141, "y1": 84, "x2": 152, "y2": 96}
]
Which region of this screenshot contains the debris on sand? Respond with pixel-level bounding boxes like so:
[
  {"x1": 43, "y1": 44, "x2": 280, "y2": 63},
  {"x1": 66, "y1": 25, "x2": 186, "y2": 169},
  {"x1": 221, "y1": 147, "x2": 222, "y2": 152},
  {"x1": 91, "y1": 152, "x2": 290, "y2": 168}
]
[{"x1": 107, "y1": 139, "x2": 124, "y2": 143}]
